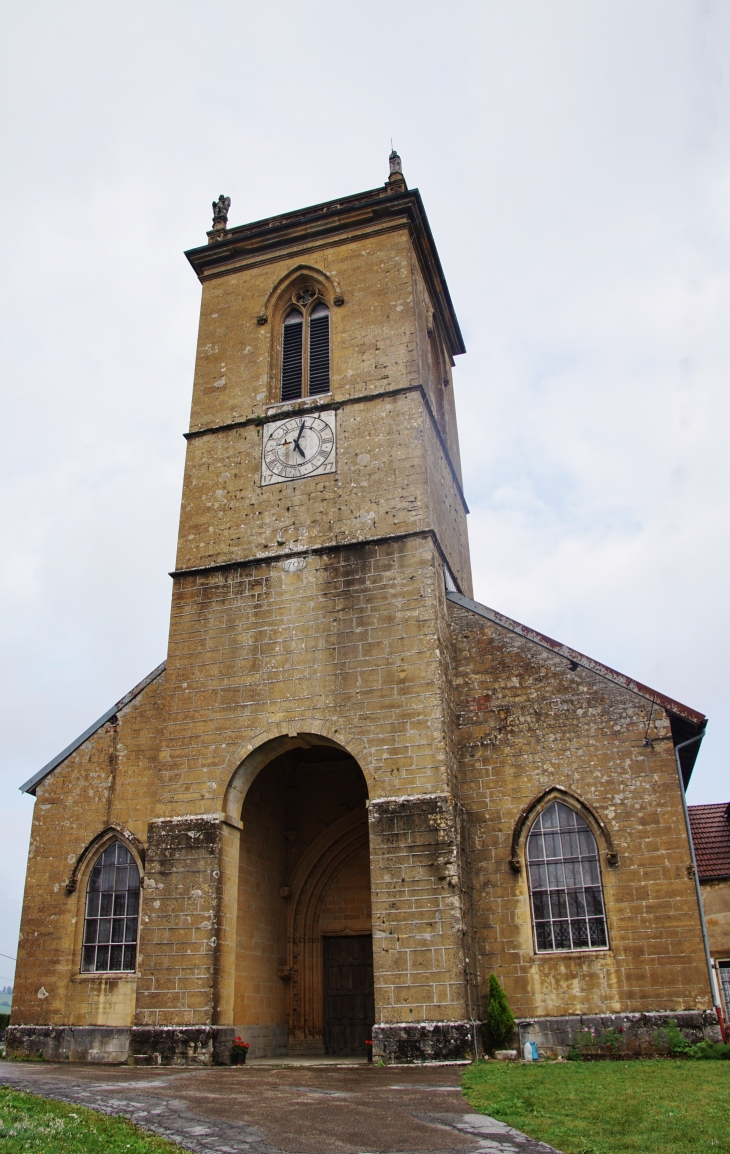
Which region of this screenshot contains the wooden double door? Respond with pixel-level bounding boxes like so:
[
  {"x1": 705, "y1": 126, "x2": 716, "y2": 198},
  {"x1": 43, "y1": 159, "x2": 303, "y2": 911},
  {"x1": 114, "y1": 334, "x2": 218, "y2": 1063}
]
[{"x1": 323, "y1": 935, "x2": 374, "y2": 1056}]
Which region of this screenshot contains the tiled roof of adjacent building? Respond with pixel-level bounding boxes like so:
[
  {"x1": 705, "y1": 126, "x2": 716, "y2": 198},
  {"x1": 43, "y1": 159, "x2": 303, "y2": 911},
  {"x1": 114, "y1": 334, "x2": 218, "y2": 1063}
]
[{"x1": 688, "y1": 803, "x2": 730, "y2": 880}]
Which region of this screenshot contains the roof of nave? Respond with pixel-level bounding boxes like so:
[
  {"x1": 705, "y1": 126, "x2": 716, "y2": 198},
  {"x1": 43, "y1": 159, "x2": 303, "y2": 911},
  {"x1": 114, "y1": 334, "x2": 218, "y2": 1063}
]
[
  {"x1": 446, "y1": 590, "x2": 707, "y2": 786},
  {"x1": 688, "y1": 803, "x2": 730, "y2": 880},
  {"x1": 19, "y1": 662, "x2": 166, "y2": 797}
]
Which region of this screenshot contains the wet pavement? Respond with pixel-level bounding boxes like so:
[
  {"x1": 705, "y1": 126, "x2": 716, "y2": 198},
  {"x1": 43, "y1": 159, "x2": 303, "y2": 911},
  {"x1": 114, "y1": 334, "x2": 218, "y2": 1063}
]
[{"x1": 0, "y1": 1059, "x2": 561, "y2": 1154}]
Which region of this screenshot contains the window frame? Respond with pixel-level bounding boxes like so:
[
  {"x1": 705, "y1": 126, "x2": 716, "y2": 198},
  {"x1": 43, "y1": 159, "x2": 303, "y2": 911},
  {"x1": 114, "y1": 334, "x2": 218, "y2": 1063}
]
[
  {"x1": 427, "y1": 313, "x2": 447, "y2": 430},
  {"x1": 717, "y1": 960, "x2": 730, "y2": 1019},
  {"x1": 79, "y1": 839, "x2": 141, "y2": 975},
  {"x1": 525, "y1": 799, "x2": 610, "y2": 955},
  {"x1": 275, "y1": 284, "x2": 332, "y2": 403}
]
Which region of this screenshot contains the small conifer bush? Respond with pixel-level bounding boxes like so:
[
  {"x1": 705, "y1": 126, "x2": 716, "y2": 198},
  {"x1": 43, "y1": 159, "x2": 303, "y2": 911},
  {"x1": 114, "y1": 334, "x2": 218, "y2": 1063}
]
[{"x1": 485, "y1": 973, "x2": 515, "y2": 1051}]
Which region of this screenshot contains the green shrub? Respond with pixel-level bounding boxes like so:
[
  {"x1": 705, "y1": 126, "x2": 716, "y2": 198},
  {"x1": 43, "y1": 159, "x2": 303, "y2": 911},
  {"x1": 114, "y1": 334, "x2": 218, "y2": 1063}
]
[
  {"x1": 601, "y1": 1027, "x2": 622, "y2": 1056},
  {"x1": 653, "y1": 1019, "x2": 691, "y2": 1054},
  {"x1": 651, "y1": 1020, "x2": 730, "y2": 1059},
  {"x1": 667, "y1": 1019, "x2": 693, "y2": 1054},
  {"x1": 484, "y1": 973, "x2": 515, "y2": 1050},
  {"x1": 566, "y1": 1026, "x2": 624, "y2": 1060},
  {"x1": 684, "y1": 1040, "x2": 730, "y2": 1060},
  {"x1": 0, "y1": 1013, "x2": 10, "y2": 1033}
]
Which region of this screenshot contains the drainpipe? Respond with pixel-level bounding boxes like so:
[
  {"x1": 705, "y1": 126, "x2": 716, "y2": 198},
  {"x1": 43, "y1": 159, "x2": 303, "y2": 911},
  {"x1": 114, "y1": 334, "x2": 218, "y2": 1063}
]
[{"x1": 674, "y1": 732, "x2": 728, "y2": 1043}]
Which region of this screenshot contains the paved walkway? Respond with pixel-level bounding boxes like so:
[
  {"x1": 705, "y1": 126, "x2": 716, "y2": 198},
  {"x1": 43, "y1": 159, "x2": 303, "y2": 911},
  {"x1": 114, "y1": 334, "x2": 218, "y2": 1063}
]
[{"x1": 0, "y1": 1059, "x2": 561, "y2": 1154}]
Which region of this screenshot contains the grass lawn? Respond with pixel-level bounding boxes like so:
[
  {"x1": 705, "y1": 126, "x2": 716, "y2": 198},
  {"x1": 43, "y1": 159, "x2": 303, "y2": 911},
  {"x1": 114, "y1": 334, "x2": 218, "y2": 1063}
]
[
  {"x1": 462, "y1": 1060, "x2": 730, "y2": 1154},
  {"x1": 0, "y1": 1086, "x2": 185, "y2": 1153}
]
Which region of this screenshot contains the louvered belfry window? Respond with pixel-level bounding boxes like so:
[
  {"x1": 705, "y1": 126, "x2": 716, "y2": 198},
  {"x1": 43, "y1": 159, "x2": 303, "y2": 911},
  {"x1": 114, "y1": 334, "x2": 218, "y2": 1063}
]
[
  {"x1": 281, "y1": 308, "x2": 304, "y2": 401},
  {"x1": 527, "y1": 802, "x2": 608, "y2": 952},
  {"x1": 308, "y1": 303, "x2": 330, "y2": 395},
  {"x1": 280, "y1": 290, "x2": 331, "y2": 401},
  {"x1": 81, "y1": 841, "x2": 140, "y2": 972}
]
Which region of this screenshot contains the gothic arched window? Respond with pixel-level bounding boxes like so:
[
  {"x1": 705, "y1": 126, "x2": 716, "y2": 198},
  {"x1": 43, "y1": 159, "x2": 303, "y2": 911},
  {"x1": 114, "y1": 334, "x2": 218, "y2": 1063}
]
[
  {"x1": 527, "y1": 801, "x2": 608, "y2": 952},
  {"x1": 81, "y1": 841, "x2": 140, "y2": 973},
  {"x1": 280, "y1": 290, "x2": 330, "y2": 401}
]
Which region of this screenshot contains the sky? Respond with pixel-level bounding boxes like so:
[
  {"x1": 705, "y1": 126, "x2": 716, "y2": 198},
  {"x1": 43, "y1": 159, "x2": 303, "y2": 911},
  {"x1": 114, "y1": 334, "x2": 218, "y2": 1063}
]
[{"x1": 0, "y1": 0, "x2": 728, "y2": 979}]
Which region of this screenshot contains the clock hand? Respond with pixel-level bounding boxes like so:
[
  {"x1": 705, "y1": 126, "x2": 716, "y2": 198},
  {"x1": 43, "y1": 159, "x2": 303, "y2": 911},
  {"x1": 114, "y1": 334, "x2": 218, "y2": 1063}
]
[{"x1": 293, "y1": 421, "x2": 306, "y2": 457}]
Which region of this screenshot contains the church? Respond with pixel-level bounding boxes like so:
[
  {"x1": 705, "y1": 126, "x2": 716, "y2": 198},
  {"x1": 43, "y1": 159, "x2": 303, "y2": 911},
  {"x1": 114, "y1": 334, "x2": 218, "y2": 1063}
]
[{"x1": 8, "y1": 153, "x2": 717, "y2": 1065}]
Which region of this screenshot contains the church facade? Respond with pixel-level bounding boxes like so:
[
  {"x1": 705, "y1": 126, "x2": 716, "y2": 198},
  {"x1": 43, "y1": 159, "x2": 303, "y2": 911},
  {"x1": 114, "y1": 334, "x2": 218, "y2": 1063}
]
[{"x1": 8, "y1": 155, "x2": 716, "y2": 1064}]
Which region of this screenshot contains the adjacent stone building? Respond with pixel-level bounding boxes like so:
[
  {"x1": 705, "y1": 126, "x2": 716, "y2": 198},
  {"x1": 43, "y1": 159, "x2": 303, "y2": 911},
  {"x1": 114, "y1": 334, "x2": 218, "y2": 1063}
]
[{"x1": 8, "y1": 155, "x2": 715, "y2": 1064}]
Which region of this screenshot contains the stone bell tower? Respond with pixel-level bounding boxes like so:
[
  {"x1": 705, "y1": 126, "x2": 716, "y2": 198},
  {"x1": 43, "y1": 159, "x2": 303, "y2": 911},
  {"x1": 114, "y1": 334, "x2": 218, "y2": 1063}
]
[{"x1": 137, "y1": 151, "x2": 477, "y2": 1060}]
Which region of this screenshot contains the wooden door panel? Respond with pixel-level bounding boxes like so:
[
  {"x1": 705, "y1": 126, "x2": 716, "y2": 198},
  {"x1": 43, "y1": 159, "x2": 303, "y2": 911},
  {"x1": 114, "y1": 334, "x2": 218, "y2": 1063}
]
[{"x1": 323, "y1": 935, "x2": 374, "y2": 1056}]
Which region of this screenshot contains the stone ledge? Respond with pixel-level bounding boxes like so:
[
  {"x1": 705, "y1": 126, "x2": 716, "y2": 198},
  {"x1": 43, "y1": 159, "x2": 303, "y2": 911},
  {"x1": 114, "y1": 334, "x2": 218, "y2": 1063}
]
[
  {"x1": 373, "y1": 1020, "x2": 475, "y2": 1063},
  {"x1": 515, "y1": 1010, "x2": 722, "y2": 1057},
  {"x1": 4, "y1": 1025, "x2": 131, "y2": 1064},
  {"x1": 4, "y1": 1024, "x2": 240, "y2": 1066},
  {"x1": 130, "y1": 1025, "x2": 236, "y2": 1066}
]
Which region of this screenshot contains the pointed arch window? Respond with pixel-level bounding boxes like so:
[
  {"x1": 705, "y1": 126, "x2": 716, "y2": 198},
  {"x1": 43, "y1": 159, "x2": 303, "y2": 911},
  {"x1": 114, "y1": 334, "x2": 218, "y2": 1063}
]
[
  {"x1": 81, "y1": 841, "x2": 140, "y2": 972},
  {"x1": 280, "y1": 291, "x2": 330, "y2": 401},
  {"x1": 527, "y1": 801, "x2": 608, "y2": 952}
]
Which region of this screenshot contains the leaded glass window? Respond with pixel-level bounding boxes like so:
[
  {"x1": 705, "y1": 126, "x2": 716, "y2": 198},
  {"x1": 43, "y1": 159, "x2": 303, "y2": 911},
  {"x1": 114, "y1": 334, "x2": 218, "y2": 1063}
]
[
  {"x1": 81, "y1": 841, "x2": 140, "y2": 972},
  {"x1": 527, "y1": 801, "x2": 608, "y2": 952}
]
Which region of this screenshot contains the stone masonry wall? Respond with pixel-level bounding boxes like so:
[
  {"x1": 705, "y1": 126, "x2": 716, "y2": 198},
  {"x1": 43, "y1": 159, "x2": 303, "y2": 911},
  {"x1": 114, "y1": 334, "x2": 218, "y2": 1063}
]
[
  {"x1": 448, "y1": 599, "x2": 710, "y2": 1021},
  {"x1": 135, "y1": 816, "x2": 224, "y2": 1028},
  {"x1": 234, "y1": 760, "x2": 288, "y2": 1030},
  {"x1": 368, "y1": 794, "x2": 470, "y2": 1028},
  {"x1": 188, "y1": 225, "x2": 421, "y2": 434},
  {"x1": 141, "y1": 533, "x2": 469, "y2": 1029},
  {"x1": 702, "y1": 878, "x2": 730, "y2": 958},
  {"x1": 177, "y1": 388, "x2": 471, "y2": 595},
  {"x1": 408, "y1": 254, "x2": 462, "y2": 487},
  {"x1": 177, "y1": 219, "x2": 471, "y2": 595},
  {"x1": 11, "y1": 671, "x2": 166, "y2": 1028}
]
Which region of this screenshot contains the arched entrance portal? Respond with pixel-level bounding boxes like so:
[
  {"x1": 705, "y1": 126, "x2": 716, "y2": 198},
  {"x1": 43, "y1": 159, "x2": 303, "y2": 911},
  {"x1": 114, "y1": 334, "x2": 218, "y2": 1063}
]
[{"x1": 233, "y1": 739, "x2": 373, "y2": 1057}]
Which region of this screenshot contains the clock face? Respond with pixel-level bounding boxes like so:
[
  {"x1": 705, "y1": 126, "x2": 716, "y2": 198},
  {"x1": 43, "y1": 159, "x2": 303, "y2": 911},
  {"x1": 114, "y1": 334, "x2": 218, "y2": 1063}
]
[{"x1": 261, "y1": 411, "x2": 336, "y2": 486}]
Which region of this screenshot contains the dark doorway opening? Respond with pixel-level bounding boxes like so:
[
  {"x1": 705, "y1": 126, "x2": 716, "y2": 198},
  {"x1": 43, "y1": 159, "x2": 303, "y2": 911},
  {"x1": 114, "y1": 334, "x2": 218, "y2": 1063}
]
[{"x1": 323, "y1": 935, "x2": 374, "y2": 1056}]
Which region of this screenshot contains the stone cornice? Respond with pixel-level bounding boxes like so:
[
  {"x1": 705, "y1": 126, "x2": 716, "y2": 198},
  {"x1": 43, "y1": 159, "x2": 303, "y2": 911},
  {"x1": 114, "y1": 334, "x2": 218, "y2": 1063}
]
[
  {"x1": 185, "y1": 184, "x2": 466, "y2": 359},
  {"x1": 169, "y1": 527, "x2": 459, "y2": 586}
]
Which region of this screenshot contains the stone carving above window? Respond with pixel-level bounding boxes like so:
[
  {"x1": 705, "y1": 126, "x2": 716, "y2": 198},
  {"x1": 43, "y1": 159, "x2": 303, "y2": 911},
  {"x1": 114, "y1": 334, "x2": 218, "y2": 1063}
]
[{"x1": 294, "y1": 286, "x2": 318, "y2": 306}]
